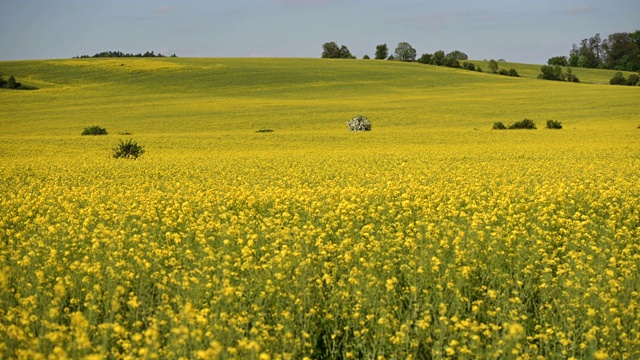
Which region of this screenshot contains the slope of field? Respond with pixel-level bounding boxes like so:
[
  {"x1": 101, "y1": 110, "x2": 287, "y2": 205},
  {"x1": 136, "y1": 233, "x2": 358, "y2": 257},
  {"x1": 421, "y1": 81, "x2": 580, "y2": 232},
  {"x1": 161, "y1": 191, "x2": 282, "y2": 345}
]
[
  {"x1": 1, "y1": 58, "x2": 639, "y2": 359},
  {"x1": 471, "y1": 60, "x2": 640, "y2": 85}
]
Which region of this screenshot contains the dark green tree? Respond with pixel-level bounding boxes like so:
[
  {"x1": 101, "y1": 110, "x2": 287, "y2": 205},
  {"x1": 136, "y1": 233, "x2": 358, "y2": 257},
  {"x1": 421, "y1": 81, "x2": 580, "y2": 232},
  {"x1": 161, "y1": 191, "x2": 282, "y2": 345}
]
[
  {"x1": 603, "y1": 32, "x2": 640, "y2": 71},
  {"x1": 418, "y1": 53, "x2": 433, "y2": 64},
  {"x1": 548, "y1": 56, "x2": 568, "y2": 66},
  {"x1": 432, "y1": 50, "x2": 445, "y2": 66},
  {"x1": 339, "y1": 45, "x2": 355, "y2": 59},
  {"x1": 570, "y1": 35, "x2": 601, "y2": 68},
  {"x1": 488, "y1": 59, "x2": 499, "y2": 74},
  {"x1": 321, "y1": 42, "x2": 341, "y2": 58},
  {"x1": 375, "y1": 44, "x2": 388, "y2": 60},
  {"x1": 394, "y1": 42, "x2": 417, "y2": 61},
  {"x1": 322, "y1": 42, "x2": 354, "y2": 59},
  {"x1": 446, "y1": 50, "x2": 468, "y2": 61},
  {"x1": 444, "y1": 56, "x2": 460, "y2": 68},
  {"x1": 538, "y1": 65, "x2": 563, "y2": 80}
]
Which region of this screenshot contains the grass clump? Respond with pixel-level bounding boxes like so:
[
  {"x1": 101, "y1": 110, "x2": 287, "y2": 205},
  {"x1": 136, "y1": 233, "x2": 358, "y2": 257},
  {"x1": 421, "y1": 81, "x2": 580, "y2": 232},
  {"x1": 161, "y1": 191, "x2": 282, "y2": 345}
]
[
  {"x1": 492, "y1": 122, "x2": 507, "y2": 130},
  {"x1": 493, "y1": 119, "x2": 537, "y2": 130},
  {"x1": 0, "y1": 74, "x2": 38, "y2": 90},
  {"x1": 347, "y1": 115, "x2": 371, "y2": 132},
  {"x1": 112, "y1": 139, "x2": 145, "y2": 159},
  {"x1": 509, "y1": 118, "x2": 537, "y2": 129},
  {"x1": 546, "y1": 119, "x2": 563, "y2": 129},
  {"x1": 82, "y1": 125, "x2": 108, "y2": 136}
]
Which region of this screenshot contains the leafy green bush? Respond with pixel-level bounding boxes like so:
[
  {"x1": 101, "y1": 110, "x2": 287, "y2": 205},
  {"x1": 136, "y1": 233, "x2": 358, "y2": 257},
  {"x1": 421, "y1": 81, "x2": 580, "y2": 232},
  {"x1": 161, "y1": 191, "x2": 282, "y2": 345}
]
[
  {"x1": 610, "y1": 71, "x2": 626, "y2": 85},
  {"x1": 113, "y1": 139, "x2": 145, "y2": 159},
  {"x1": 498, "y1": 69, "x2": 509, "y2": 76},
  {"x1": 82, "y1": 126, "x2": 108, "y2": 135},
  {"x1": 538, "y1": 65, "x2": 579, "y2": 82},
  {"x1": 509, "y1": 119, "x2": 537, "y2": 129},
  {"x1": 626, "y1": 74, "x2": 639, "y2": 86},
  {"x1": 546, "y1": 119, "x2": 563, "y2": 129},
  {"x1": 492, "y1": 122, "x2": 507, "y2": 130},
  {"x1": 0, "y1": 74, "x2": 37, "y2": 90},
  {"x1": 347, "y1": 115, "x2": 371, "y2": 132},
  {"x1": 563, "y1": 68, "x2": 580, "y2": 82},
  {"x1": 538, "y1": 65, "x2": 563, "y2": 80},
  {"x1": 508, "y1": 68, "x2": 520, "y2": 77},
  {"x1": 488, "y1": 59, "x2": 498, "y2": 74}
]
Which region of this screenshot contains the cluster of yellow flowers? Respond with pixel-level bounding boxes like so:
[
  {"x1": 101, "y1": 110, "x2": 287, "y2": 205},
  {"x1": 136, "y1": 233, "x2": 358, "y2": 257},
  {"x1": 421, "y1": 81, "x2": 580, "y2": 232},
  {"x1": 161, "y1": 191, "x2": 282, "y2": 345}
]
[{"x1": 1, "y1": 137, "x2": 639, "y2": 359}]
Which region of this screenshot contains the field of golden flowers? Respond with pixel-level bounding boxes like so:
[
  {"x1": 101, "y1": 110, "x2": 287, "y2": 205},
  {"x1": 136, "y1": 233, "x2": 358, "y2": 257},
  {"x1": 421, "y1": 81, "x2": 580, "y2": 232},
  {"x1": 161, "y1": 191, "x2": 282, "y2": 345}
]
[{"x1": 1, "y1": 58, "x2": 639, "y2": 359}]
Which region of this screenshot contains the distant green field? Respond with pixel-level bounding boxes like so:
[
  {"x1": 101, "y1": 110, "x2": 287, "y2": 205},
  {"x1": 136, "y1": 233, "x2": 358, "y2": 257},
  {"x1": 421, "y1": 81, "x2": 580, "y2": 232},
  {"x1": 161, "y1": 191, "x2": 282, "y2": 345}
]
[
  {"x1": 1, "y1": 57, "x2": 638, "y2": 160},
  {"x1": 2, "y1": 58, "x2": 638, "y2": 137},
  {"x1": 1, "y1": 58, "x2": 639, "y2": 359}
]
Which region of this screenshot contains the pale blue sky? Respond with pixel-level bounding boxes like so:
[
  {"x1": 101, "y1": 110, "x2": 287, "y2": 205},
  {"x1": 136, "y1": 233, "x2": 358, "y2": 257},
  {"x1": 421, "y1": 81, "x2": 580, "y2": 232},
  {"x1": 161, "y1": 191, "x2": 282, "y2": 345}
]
[{"x1": 1, "y1": 0, "x2": 638, "y2": 64}]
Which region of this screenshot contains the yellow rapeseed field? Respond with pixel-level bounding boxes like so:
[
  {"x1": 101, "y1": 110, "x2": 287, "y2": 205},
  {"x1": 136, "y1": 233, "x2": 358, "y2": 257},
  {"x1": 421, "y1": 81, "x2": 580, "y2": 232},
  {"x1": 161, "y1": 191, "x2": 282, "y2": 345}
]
[{"x1": 1, "y1": 58, "x2": 639, "y2": 359}]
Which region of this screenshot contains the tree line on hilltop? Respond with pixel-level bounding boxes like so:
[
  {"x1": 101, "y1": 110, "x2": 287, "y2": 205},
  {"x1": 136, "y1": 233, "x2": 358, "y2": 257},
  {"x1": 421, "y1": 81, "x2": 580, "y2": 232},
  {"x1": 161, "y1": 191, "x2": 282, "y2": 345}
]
[
  {"x1": 73, "y1": 50, "x2": 177, "y2": 59},
  {"x1": 322, "y1": 41, "x2": 520, "y2": 77},
  {"x1": 548, "y1": 30, "x2": 640, "y2": 71},
  {"x1": 323, "y1": 34, "x2": 640, "y2": 85}
]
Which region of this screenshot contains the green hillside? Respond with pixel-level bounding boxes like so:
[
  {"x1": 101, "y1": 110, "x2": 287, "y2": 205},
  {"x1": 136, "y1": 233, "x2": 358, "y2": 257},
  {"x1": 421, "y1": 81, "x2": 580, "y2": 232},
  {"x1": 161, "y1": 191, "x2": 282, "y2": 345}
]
[
  {"x1": 471, "y1": 60, "x2": 639, "y2": 84},
  {"x1": 1, "y1": 57, "x2": 638, "y2": 162},
  {"x1": 2, "y1": 58, "x2": 638, "y2": 134}
]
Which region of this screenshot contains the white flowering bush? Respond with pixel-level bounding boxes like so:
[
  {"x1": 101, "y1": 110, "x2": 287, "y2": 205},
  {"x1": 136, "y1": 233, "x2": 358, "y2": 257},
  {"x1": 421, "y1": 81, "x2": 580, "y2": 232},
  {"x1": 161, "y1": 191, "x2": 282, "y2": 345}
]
[{"x1": 347, "y1": 115, "x2": 371, "y2": 132}]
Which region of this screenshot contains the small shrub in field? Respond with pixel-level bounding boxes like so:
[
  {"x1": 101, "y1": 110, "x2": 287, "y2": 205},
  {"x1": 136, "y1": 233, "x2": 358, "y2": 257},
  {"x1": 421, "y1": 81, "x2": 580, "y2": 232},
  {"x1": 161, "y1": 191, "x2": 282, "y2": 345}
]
[
  {"x1": 508, "y1": 68, "x2": 519, "y2": 77},
  {"x1": 498, "y1": 69, "x2": 509, "y2": 76},
  {"x1": 463, "y1": 62, "x2": 476, "y2": 71},
  {"x1": 347, "y1": 115, "x2": 371, "y2": 132},
  {"x1": 492, "y1": 122, "x2": 507, "y2": 130},
  {"x1": 82, "y1": 125, "x2": 108, "y2": 136},
  {"x1": 546, "y1": 119, "x2": 563, "y2": 129},
  {"x1": 113, "y1": 139, "x2": 145, "y2": 159},
  {"x1": 509, "y1": 119, "x2": 537, "y2": 129},
  {"x1": 256, "y1": 129, "x2": 274, "y2": 133},
  {"x1": 564, "y1": 68, "x2": 580, "y2": 82},
  {"x1": 610, "y1": 72, "x2": 626, "y2": 85}
]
